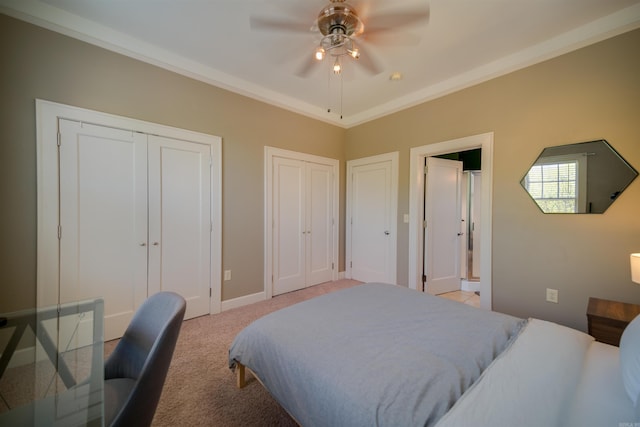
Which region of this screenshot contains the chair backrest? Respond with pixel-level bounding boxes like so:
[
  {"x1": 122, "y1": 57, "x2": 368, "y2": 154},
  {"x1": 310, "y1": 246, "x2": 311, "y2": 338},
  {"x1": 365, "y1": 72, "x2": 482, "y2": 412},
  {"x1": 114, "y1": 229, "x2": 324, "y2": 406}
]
[{"x1": 104, "y1": 291, "x2": 186, "y2": 427}]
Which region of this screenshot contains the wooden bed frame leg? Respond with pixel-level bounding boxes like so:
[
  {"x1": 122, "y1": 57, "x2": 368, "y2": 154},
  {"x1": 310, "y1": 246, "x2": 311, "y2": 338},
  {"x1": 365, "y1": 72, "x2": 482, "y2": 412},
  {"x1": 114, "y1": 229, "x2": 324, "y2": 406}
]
[{"x1": 236, "y1": 363, "x2": 246, "y2": 388}]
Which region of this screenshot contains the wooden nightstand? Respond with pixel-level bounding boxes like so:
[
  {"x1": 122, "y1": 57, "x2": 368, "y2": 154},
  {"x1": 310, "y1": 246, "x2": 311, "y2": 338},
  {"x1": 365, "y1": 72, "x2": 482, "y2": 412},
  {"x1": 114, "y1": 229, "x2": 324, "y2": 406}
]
[{"x1": 587, "y1": 297, "x2": 640, "y2": 346}]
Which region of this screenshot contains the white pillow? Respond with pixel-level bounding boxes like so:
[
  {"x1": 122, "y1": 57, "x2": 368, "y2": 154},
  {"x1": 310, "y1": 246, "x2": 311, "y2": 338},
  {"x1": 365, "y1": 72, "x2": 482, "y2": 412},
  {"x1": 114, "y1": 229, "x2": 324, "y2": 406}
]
[{"x1": 620, "y1": 314, "x2": 640, "y2": 406}]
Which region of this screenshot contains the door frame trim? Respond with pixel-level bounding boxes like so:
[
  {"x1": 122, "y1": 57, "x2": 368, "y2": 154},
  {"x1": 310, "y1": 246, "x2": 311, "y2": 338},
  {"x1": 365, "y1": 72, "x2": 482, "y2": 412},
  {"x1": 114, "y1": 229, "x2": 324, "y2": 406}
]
[
  {"x1": 408, "y1": 133, "x2": 493, "y2": 309},
  {"x1": 36, "y1": 99, "x2": 223, "y2": 313},
  {"x1": 264, "y1": 146, "x2": 339, "y2": 299},
  {"x1": 346, "y1": 152, "x2": 399, "y2": 283}
]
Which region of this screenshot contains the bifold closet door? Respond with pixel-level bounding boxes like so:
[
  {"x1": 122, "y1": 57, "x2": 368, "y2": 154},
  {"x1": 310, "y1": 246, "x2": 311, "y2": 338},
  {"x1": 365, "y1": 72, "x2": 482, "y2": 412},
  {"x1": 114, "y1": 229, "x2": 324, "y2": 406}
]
[
  {"x1": 273, "y1": 157, "x2": 306, "y2": 295},
  {"x1": 59, "y1": 119, "x2": 148, "y2": 341},
  {"x1": 306, "y1": 162, "x2": 334, "y2": 286},
  {"x1": 272, "y1": 157, "x2": 334, "y2": 296},
  {"x1": 59, "y1": 122, "x2": 212, "y2": 340},
  {"x1": 147, "y1": 135, "x2": 211, "y2": 319}
]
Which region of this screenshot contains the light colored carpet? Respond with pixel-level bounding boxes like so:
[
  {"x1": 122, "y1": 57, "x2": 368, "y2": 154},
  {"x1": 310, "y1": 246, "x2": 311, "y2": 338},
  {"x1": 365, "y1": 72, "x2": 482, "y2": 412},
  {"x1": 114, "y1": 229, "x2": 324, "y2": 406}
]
[{"x1": 105, "y1": 279, "x2": 362, "y2": 426}]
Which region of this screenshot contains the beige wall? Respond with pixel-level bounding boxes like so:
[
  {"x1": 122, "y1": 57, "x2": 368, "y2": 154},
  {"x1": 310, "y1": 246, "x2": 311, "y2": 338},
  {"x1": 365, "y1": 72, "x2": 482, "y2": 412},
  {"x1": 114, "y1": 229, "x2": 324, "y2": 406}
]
[
  {"x1": 0, "y1": 14, "x2": 345, "y2": 311},
  {"x1": 2, "y1": 13, "x2": 639, "y2": 331},
  {"x1": 346, "y1": 29, "x2": 640, "y2": 330}
]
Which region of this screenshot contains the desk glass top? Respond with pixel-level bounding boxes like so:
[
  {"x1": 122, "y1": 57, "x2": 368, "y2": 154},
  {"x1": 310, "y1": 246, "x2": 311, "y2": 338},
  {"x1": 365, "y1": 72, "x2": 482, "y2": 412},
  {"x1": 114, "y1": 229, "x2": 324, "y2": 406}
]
[{"x1": 0, "y1": 299, "x2": 104, "y2": 426}]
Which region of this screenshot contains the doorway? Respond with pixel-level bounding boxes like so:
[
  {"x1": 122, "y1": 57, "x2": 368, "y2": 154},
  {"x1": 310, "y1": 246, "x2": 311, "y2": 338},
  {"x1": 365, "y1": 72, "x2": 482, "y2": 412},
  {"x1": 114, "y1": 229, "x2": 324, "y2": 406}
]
[
  {"x1": 427, "y1": 150, "x2": 482, "y2": 294},
  {"x1": 423, "y1": 156, "x2": 463, "y2": 295},
  {"x1": 408, "y1": 133, "x2": 493, "y2": 310}
]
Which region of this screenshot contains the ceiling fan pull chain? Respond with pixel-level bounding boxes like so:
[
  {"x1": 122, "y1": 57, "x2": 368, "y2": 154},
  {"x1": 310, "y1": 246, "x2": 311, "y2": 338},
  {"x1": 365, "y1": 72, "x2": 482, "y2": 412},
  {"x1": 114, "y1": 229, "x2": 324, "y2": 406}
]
[
  {"x1": 340, "y1": 71, "x2": 343, "y2": 120},
  {"x1": 327, "y1": 66, "x2": 331, "y2": 113}
]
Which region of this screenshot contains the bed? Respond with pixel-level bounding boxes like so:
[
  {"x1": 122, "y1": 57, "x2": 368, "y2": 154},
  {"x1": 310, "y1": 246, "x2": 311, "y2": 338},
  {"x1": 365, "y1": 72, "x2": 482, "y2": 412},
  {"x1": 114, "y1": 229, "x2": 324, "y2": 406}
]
[{"x1": 228, "y1": 283, "x2": 640, "y2": 426}]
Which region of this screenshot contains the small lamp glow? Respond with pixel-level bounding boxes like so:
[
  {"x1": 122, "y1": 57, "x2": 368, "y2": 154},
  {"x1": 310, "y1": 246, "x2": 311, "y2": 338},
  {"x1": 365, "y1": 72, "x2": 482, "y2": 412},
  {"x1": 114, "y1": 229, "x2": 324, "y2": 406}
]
[
  {"x1": 315, "y1": 47, "x2": 325, "y2": 61},
  {"x1": 631, "y1": 253, "x2": 640, "y2": 284}
]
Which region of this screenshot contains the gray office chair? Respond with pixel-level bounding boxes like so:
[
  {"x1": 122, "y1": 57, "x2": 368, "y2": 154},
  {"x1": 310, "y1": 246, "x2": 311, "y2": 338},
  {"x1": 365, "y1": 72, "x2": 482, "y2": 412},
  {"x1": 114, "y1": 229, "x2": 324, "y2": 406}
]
[{"x1": 103, "y1": 292, "x2": 186, "y2": 427}]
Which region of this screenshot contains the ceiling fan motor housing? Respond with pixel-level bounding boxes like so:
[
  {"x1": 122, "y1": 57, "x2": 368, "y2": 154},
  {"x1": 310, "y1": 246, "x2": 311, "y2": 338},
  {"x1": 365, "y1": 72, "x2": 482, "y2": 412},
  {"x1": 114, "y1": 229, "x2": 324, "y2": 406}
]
[{"x1": 317, "y1": 2, "x2": 364, "y2": 38}]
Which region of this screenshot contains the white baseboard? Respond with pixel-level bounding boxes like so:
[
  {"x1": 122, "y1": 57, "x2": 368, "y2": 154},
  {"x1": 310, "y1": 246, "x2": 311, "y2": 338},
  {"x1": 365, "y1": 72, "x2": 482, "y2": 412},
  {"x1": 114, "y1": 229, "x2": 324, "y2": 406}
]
[
  {"x1": 221, "y1": 291, "x2": 266, "y2": 312},
  {"x1": 461, "y1": 279, "x2": 481, "y2": 293},
  {"x1": 220, "y1": 275, "x2": 351, "y2": 312}
]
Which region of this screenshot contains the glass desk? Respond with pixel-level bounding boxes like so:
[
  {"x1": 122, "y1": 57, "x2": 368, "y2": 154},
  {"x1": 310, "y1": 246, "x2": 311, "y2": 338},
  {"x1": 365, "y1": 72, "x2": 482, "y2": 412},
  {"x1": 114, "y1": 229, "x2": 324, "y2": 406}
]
[{"x1": 0, "y1": 299, "x2": 104, "y2": 426}]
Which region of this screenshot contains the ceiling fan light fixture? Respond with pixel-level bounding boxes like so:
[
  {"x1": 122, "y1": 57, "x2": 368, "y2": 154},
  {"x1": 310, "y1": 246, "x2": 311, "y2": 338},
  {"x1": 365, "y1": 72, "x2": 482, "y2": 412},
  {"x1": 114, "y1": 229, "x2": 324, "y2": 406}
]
[
  {"x1": 348, "y1": 47, "x2": 360, "y2": 59},
  {"x1": 333, "y1": 57, "x2": 342, "y2": 74},
  {"x1": 315, "y1": 47, "x2": 325, "y2": 61}
]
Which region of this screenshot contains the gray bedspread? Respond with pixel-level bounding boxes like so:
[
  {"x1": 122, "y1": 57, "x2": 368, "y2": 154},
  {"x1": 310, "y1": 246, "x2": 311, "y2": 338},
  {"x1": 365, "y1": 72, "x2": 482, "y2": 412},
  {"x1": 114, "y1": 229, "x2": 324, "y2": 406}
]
[{"x1": 229, "y1": 283, "x2": 525, "y2": 427}]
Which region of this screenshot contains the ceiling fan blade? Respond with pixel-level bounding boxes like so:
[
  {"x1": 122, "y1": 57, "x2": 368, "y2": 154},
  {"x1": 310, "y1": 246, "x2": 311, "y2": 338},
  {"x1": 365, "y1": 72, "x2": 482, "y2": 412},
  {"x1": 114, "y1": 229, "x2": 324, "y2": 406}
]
[
  {"x1": 250, "y1": 16, "x2": 313, "y2": 33},
  {"x1": 365, "y1": 6, "x2": 430, "y2": 33},
  {"x1": 295, "y1": 55, "x2": 320, "y2": 78},
  {"x1": 361, "y1": 30, "x2": 421, "y2": 46},
  {"x1": 352, "y1": 43, "x2": 383, "y2": 76}
]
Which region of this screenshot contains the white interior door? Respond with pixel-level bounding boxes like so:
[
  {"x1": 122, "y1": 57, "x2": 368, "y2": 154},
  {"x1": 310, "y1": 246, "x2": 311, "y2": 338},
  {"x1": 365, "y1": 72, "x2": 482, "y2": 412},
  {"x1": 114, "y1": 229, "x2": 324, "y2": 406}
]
[
  {"x1": 470, "y1": 172, "x2": 482, "y2": 279},
  {"x1": 306, "y1": 162, "x2": 334, "y2": 285},
  {"x1": 59, "y1": 119, "x2": 148, "y2": 341},
  {"x1": 424, "y1": 157, "x2": 463, "y2": 295},
  {"x1": 271, "y1": 157, "x2": 335, "y2": 295},
  {"x1": 147, "y1": 135, "x2": 211, "y2": 319},
  {"x1": 348, "y1": 154, "x2": 397, "y2": 284},
  {"x1": 273, "y1": 157, "x2": 306, "y2": 295},
  {"x1": 39, "y1": 101, "x2": 222, "y2": 340},
  {"x1": 266, "y1": 147, "x2": 338, "y2": 298}
]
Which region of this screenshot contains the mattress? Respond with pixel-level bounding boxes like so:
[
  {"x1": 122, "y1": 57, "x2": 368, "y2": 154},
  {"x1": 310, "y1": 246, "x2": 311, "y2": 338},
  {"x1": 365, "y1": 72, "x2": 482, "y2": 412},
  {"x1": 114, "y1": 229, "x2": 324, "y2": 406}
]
[{"x1": 229, "y1": 282, "x2": 524, "y2": 426}]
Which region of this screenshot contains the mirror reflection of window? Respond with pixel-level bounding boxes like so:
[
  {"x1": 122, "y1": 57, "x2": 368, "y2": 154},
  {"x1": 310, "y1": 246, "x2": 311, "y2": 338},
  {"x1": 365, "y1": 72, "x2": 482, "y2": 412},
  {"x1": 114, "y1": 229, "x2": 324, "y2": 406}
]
[
  {"x1": 522, "y1": 154, "x2": 587, "y2": 213},
  {"x1": 521, "y1": 140, "x2": 637, "y2": 214}
]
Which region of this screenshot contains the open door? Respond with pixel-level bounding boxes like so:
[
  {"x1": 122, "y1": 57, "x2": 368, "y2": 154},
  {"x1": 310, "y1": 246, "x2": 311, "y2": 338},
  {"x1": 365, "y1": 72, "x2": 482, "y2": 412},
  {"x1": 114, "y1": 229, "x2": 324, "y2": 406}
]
[{"x1": 424, "y1": 157, "x2": 463, "y2": 295}]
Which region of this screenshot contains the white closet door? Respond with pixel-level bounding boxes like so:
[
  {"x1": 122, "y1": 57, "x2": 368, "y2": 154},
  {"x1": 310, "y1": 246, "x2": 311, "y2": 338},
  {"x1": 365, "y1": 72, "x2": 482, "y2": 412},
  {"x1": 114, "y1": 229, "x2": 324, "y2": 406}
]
[
  {"x1": 59, "y1": 120, "x2": 148, "y2": 341},
  {"x1": 147, "y1": 135, "x2": 211, "y2": 319},
  {"x1": 306, "y1": 162, "x2": 334, "y2": 285},
  {"x1": 272, "y1": 157, "x2": 306, "y2": 295}
]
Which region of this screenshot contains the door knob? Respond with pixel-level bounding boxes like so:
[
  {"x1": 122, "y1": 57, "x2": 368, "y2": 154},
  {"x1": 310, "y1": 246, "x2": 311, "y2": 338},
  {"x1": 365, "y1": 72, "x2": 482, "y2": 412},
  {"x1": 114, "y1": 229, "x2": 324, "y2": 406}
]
[
  {"x1": 152, "y1": 242, "x2": 159, "y2": 246},
  {"x1": 139, "y1": 242, "x2": 147, "y2": 246}
]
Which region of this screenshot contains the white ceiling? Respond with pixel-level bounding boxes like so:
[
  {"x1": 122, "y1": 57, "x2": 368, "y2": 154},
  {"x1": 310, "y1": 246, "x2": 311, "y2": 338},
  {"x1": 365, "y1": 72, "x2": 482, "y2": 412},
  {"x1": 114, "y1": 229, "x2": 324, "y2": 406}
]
[{"x1": 2, "y1": 0, "x2": 640, "y2": 127}]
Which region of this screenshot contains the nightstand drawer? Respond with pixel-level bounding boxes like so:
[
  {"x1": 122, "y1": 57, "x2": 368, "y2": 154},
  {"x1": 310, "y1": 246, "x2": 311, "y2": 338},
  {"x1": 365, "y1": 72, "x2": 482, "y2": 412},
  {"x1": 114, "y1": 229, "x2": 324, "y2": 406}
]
[
  {"x1": 587, "y1": 317, "x2": 627, "y2": 346},
  {"x1": 586, "y1": 297, "x2": 640, "y2": 346}
]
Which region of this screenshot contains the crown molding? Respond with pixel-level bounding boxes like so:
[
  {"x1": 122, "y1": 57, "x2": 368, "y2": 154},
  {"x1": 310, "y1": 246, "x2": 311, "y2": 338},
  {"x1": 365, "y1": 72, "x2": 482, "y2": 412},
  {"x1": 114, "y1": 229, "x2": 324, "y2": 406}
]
[{"x1": 3, "y1": 0, "x2": 639, "y2": 129}]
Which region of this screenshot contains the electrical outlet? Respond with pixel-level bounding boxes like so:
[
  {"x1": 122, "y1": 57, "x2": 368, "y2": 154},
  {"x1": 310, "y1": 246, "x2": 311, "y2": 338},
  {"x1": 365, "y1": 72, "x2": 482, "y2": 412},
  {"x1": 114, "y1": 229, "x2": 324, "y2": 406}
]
[
  {"x1": 546, "y1": 288, "x2": 558, "y2": 303},
  {"x1": 224, "y1": 270, "x2": 231, "y2": 281}
]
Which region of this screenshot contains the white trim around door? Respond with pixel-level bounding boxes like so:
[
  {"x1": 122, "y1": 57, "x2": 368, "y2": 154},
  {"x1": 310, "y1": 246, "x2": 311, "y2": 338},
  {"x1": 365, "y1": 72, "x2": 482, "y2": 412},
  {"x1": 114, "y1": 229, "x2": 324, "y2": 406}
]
[{"x1": 408, "y1": 133, "x2": 493, "y2": 309}]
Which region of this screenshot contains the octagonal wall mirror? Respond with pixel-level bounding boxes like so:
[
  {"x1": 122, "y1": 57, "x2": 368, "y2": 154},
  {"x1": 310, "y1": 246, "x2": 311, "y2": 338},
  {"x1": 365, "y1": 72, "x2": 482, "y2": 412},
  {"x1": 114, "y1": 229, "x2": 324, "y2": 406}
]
[{"x1": 521, "y1": 139, "x2": 637, "y2": 214}]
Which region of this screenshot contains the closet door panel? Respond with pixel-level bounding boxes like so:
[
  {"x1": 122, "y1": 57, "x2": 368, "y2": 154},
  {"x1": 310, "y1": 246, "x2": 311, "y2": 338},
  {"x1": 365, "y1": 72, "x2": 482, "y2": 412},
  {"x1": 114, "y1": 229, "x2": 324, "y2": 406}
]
[
  {"x1": 148, "y1": 136, "x2": 211, "y2": 319},
  {"x1": 272, "y1": 157, "x2": 306, "y2": 295},
  {"x1": 307, "y1": 162, "x2": 334, "y2": 285},
  {"x1": 59, "y1": 120, "x2": 148, "y2": 341}
]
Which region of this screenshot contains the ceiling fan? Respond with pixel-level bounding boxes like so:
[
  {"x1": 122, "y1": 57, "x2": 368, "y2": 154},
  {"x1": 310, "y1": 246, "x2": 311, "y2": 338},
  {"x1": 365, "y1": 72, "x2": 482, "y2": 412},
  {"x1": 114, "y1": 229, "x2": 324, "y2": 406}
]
[{"x1": 251, "y1": 0, "x2": 430, "y2": 77}]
